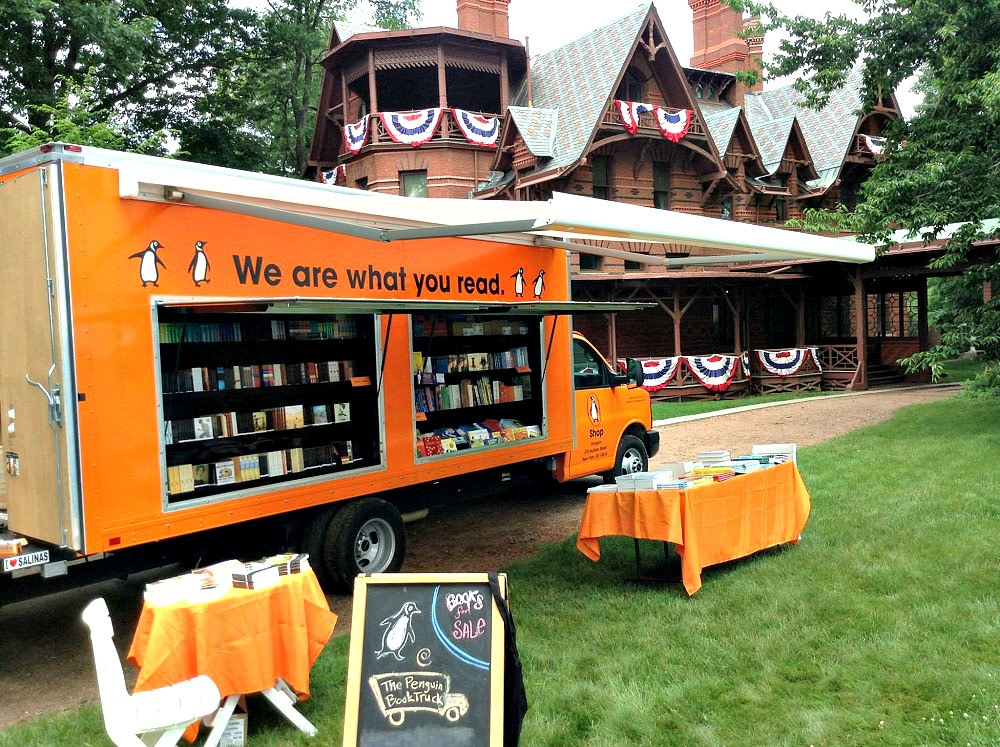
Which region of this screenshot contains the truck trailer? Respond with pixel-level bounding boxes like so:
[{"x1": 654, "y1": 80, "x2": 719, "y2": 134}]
[{"x1": 0, "y1": 144, "x2": 873, "y2": 603}]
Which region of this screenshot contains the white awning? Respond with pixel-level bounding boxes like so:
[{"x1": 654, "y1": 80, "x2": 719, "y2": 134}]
[{"x1": 97, "y1": 144, "x2": 875, "y2": 264}]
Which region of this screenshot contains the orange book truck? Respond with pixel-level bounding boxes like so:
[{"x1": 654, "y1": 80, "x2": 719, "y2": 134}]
[{"x1": 0, "y1": 145, "x2": 657, "y2": 602}]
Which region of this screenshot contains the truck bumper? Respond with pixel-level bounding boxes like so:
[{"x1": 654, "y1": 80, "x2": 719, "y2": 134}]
[{"x1": 646, "y1": 429, "x2": 660, "y2": 459}]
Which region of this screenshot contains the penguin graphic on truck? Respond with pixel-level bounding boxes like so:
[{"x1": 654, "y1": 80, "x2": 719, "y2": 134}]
[
  {"x1": 128, "y1": 240, "x2": 166, "y2": 287},
  {"x1": 188, "y1": 240, "x2": 211, "y2": 286}
]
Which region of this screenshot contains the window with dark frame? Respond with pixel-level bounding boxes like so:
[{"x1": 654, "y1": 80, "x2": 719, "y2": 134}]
[
  {"x1": 356, "y1": 177, "x2": 369, "y2": 191},
  {"x1": 400, "y1": 170, "x2": 428, "y2": 198},
  {"x1": 591, "y1": 156, "x2": 611, "y2": 200},
  {"x1": 616, "y1": 70, "x2": 644, "y2": 103},
  {"x1": 775, "y1": 197, "x2": 786, "y2": 222},
  {"x1": 624, "y1": 254, "x2": 648, "y2": 271},
  {"x1": 578, "y1": 253, "x2": 602, "y2": 271},
  {"x1": 721, "y1": 196, "x2": 733, "y2": 219},
  {"x1": 653, "y1": 161, "x2": 670, "y2": 209}
]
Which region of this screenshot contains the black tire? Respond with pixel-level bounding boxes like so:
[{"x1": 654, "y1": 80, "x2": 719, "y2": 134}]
[
  {"x1": 603, "y1": 434, "x2": 649, "y2": 483},
  {"x1": 305, "y1": 498, "x2": 406, "y2": 593}
]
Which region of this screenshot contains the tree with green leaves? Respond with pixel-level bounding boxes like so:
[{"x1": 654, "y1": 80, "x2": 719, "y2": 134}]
[
  {"x1": 0, "y1": 0, "x2": 256, "y2": 155},
  {"x1": 177, "y1": 0, "x2": 421, "y2": 175},
  {"x1": 727, "y1": 0, "x2": 1000, "y2": 385}
]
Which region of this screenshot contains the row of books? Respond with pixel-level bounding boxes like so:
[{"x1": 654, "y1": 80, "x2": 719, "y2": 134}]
[
  {"x1": 166, "y1": 402, "x2": 350, "y2": 443},
  {"x1": 412, "y1": 316, "x2": 530, "y2": 338},
  {"x1": 162, "y1": 360, "x2": 356, "y2": 394},
  {"x1": 415, "y1": 375, "x2": 531, "y2": 413},
  {"x1": 158, "y1": 316, "x2": 360, "y2": 344},
  {"x1": 416, "y1": 418, "x2": 542, "y2": 456},
  {"x1": 413, "y1": 347, "x2": 530, "y2": 376},
  {"x1": 166, "y1": 441, "x2": 354, "y2": 495}
]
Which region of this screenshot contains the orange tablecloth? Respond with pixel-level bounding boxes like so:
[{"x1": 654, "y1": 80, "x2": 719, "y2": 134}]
[
  {"x1": 577, "y1": 460, "x2": 811, "y2": 595},
  {"x1": 128, "y1": 568, "x2": 337, "y2": 700}
]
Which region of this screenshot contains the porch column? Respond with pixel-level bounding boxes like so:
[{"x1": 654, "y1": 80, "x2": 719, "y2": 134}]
[
  {"x1": 438, "y1": 46, "x2": 449, "y2": 138},
  {"x1": 796, "y1": 287, "x2": 806, "y2": 347},
  {"x1": 673, "y1": 289, "x2": 683, "y2": 356},
  {"x1": 368, "y1": 50, "x2": 379, "y2": 144},
  {"x1": 918, "y1": 279, "x2": 929, "y2": 351},
  {"x1": 500, "y1": 50, "x2": 510, "y2": 111},
  {"x1": 721, "y1": 289, "x2": 741, "y2": 354},
  {"x1": 852, "y1": 267, "x2": 868, "y2": 390},
  {"x1": 607, "y1": 312, "x2": 618, "y2": 369}
]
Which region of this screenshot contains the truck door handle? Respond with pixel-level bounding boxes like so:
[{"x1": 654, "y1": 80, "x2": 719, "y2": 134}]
[{"x1": 25, "y1": 365, "x2": 63, "y2": 427}]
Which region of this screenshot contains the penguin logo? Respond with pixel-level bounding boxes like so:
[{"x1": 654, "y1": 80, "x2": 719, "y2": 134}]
[
  {"x1": 588, "y1": 395, "x2": 601, "y2": 424},
  {"x1": 511, "y1": 267, "x2": 525, "y2": 297},
  {"x1": 188, "y1": 240, "x2": 211, "y2": 286},
  {"x1": 532, "y1": 269, "x2": 546, "y2": 299},
  {"x1": 129, "y1": 240, "x2": 166, "y2": 287},
  {"x1": 376, "y1": 601, "x2": 421, "y2": 661}
]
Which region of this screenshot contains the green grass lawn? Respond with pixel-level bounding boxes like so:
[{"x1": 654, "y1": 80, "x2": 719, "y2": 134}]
[
  {"x1": 939, "y1": 356, "x2": 988, "y2": 384},
  {"x1": 652, "y1": 390, "x2": 827, "y2": 420},
  {"x1": 4, "y1": 398, "x2": 999, "y2": 746}
]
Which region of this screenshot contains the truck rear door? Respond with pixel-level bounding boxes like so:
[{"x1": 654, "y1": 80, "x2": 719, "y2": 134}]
[{"x1": 0, "y1": 167, "x2": 79, "y2": 548}]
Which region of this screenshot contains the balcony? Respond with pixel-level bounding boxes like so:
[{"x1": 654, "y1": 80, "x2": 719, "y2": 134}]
[
  {"x1": 598, "y1": 102, "x2": 706, "y2": 139},
  {"x1": 339, "y1": 108, "x2": 501, "y2": 158}
]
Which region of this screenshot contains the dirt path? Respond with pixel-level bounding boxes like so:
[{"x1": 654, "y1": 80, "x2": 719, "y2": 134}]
[{"x1": 0, "y1": 385, "x2": 961, "y2": 728}]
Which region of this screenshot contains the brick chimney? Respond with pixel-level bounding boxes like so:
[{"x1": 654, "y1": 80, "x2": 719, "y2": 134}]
[
  {"x1": 457, "y1": 0, "x2": 510, "y2": 38},
  {"x1": 743, "y1": 15, "x2": 764, "y2": 94},
  {"x1": 688, "y1": 0, "x2": 763, "y2": 104}
]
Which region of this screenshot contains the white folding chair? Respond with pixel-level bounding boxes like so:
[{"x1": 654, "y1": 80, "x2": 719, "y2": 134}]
[
  {"x1": 81, "y1": 598, "x2": 222, "y2": 747},
  {"x1": 752, "y1": 443, "x2": 797, "y2": 465}
]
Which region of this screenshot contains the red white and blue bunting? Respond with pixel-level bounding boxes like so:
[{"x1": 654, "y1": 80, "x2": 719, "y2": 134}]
[
  {"x1": 862, "y1": 135, "x2": 886, "y2": 155},
  {"x1": 654, "y1": 107, "x2": 692, "y2": 143},
  {"x1": 639, "y1": 357, "x2": 682, "y2": 391},
  {"x1": 614, "y1": 100, "x2": 654, "y2": 135},
  {"x1": 321, "y1": 164, "x2": 347, "y2": 185},
  {"x1": 754, "y1": 348, "x2": 823, "y2": 376},
  {"x1": 451, "y1": 108, "x2": 500, "y2": 148},
  {"x1": 684, "y1": 354, "x2": 739, "y2": 391},
  {"x1": 343, "y1": 114, "x2": 370, "y2": 155},
  {"x1": 741, "y1": 351, "x2": 751, "y2": 378},
  {"x1": 379, "y1": 108, "x2": 444, "y2": 147}
]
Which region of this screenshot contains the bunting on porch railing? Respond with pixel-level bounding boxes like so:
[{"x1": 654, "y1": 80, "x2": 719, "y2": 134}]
[
  {"x1": 654, "y1": 107, "x2": 692, "y2": 143},
  {"x1": 741, "y1": 351, "x2": 751, "y2": 378},
  {"x1": 684, "y1": 355, "x2": 739, "y2": 391},
  {"x1": 862, "y1": 135, "x2": 887, "y2": 155},
  {"x1": 343, "y1": 114, "x2": 370, "y2": 154},
  {"x1": 451, "y1": 109, "x2": 500, "y2": 148},
  {"x1": 614, "y1": 100, "x2": 654, "y2": 135},
  {"x1": 754, "y1": 348, "x2": 823, "y2": 376},
  {"x1": 379, "y1": 108, "x2": 444, "y2": 147},
  {"x1": 638, "y1": 357, "x2": 682, "y2": 391}
]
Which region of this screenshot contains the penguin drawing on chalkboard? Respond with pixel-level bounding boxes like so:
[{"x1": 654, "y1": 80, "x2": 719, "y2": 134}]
[
  {"x1": 376, "y1": 601, "x2": 421, "y2": 661},
  {"x1": 188, "y1": 240, "x2": 210, "y2": 286},
  {"x1": 129, "y1": 240, "x2": 166, "y2": 287}
]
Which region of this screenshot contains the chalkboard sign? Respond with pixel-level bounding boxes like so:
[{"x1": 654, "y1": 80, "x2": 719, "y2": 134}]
[{"x1": 342, "y1": 573, "x2": 507, "y2": 747}]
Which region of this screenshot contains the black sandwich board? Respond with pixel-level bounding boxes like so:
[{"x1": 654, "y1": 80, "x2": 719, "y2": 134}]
[{"x1": 342, "y1": 572, "x2": 506, "y2": 746}]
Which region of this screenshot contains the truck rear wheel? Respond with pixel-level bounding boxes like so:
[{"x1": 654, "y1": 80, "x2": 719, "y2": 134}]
[
  {"x1": 603, "y1": 434, "x2": 649, "y2": 483},
  {"x1": 305, "y1": 498, "x2": 406, "y2": 593}
]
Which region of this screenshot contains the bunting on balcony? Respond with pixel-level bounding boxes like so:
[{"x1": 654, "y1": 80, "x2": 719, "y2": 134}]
[
  {"x1": 862, "y1": 135, "x2": 887, "y2": 155},
  {"x1": 321, "y1": 164, "x2": 346, "y2": 185},
  {"x1": 379, "y1": 108, "x2": 444, "y2": 147},
  {"x1": 614, "y1": 100, "x2": 653, "y2": 135},
  {"x1": 638, "y1": 357, "x2": 682, "y2": 391},
  {"x1": 741, "y1": 351, "x2": 751, "y2": 378},
  {"x1": 343, "y1": 114, "x2": 370, "y2": 154},
  {"x1": 451, "y1": 109, "x2": 500, "y2": 148},
  {"x1": 754, "y1": 348, "x2": 822, "y2": 376},
  {"x1": 684, "y1": 354, "x2": 739, "y2": 391},
  {"x1": 654, "y1": 107, "x2": 692, "y2": 143}
]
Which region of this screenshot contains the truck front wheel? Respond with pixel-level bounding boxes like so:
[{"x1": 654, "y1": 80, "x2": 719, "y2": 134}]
[
  {"x1": 603, "y1": 434, "x2": 649, "y2": 483},
  {"x1": 305, "y1": 498, "x2": 406, "y2": 593}
]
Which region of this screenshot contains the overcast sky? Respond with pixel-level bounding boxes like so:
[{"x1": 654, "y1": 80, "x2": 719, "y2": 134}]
[{"x1": 406, "y1": 0, "x2": 918, "y2": 116}]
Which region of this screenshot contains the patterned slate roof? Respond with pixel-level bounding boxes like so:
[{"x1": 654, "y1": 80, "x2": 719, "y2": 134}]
[
  {"x1": 509, "y1": 4, "x2": 651, "y2": 179},
  {"x1": 743, "y1": 113, "x2": 795, "y2": 174},
  {"x1": 744, "y1": 66, "x2": 865, "y2": 187},
  {"x1": 702, "y1": 108, "x2": 742, "y2": 154},
  {"x1": 506, "y1": 107, "x2": 558, "y2": 157},
  {"x1": 333, "y1": 19, "x2": 385, "y2": 43}
]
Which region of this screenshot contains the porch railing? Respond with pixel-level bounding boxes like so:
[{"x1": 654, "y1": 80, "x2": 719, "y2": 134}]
[
  {"x1": 599, "y1": 103, "x2": 706, "y2": 139},
  {"x1": 341, "y1": 108, "x2": 500, "y2": 156}
]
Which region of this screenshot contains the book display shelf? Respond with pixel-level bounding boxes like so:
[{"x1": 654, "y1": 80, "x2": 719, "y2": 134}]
[
  {"x1": 411, "y1": 314, "x2": 545, "y2": 458},
  {"x1": 156, "y1": 306, "x2": 379, "y2": 503}
]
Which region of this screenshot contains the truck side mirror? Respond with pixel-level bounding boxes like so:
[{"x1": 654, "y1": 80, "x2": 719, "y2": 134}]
[{"x1": 624, "y1": 359, "x2": 645, "y2": 388}]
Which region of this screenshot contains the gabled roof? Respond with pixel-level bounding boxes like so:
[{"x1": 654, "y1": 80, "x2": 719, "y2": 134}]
[
  {"x1": 506, "y1": 107, "x2": 558, "y2": 157},
  {"x1": 507, "y1": 4, "x2": 652, "y2": 179},
  {"x1": 703, "y1": 108, "x2": 742, "y2": 154},
  {"x1": 746, "y1": 114, "x2": 796, "y2": 173},
  {"x1": 744, "y1": 66, "x2": 868, "y2": 188},
  {"x1": 704, "y1": 107, "x2": 766, "y2": 179}
]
